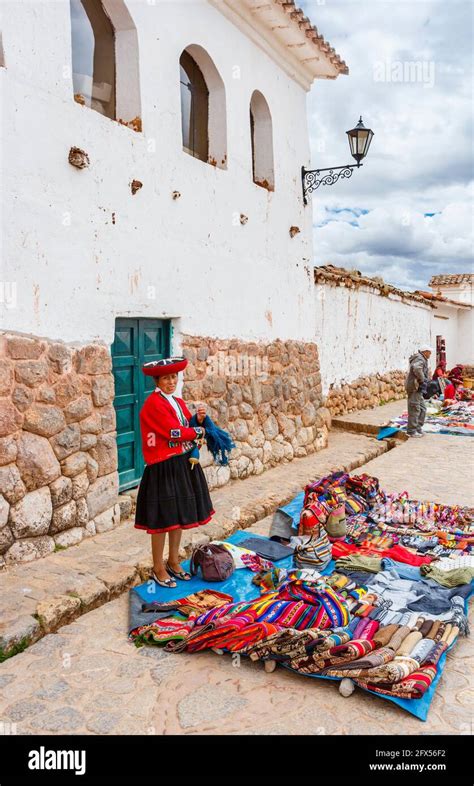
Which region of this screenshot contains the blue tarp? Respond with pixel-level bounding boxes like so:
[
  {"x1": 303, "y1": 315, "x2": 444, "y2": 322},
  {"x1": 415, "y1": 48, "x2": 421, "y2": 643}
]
[{"x1": 132, "y1": 526, "x2": 471, "y2": 722}]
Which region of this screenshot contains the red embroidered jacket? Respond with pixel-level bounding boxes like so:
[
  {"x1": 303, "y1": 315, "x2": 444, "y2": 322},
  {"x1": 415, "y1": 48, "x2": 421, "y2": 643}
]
[{"x1": 139, "y1": 390, "x2": 204, "y2": 465}]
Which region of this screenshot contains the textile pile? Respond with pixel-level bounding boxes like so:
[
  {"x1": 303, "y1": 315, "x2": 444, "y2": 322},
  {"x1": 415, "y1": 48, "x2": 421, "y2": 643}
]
[
  {"x1": 129, "y1": 471, "x2": 473, "y2": 718},
  {"x1": 388, "y1": 398, "x2": 474, "y2": 436}
]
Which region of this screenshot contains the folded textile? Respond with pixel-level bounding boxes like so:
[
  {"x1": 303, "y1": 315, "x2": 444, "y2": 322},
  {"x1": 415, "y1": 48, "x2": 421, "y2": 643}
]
[
  {"x1": 361, "y1": 655, "x2": 420, "y2": 685},
  {"x1": 323, "y1": 645, "x2": 396, "y2": 676},
  {"x1": 407, "y1": 594, "x2": 452, "y2": 614},
  {"x1": 425, "y1": 620, "x2": 442, "y2": 639},
  {"x1": 435, "y1": 555, "x2": 474, "y2": 571},
  {"x1": 335, "y1": 555, "x2": 382, "y2": 574},
  {"x1": 380, "y1": 557, "x2": 421, "y2": 582},
  {"x1": 372, "y1": 624, "x2": 400, "y2": 648},
  {"x1": 419, "y1": 619, "x2": 434, "y2": 637},
  {"x1": 290, "y1": 638, "x2": 375, "y2": 675},
  {"x1": 355, "y1": 663, "x2": 438, "y2": 699},
  {"x1": 386, "y1": 625, "x2": 412, "y2": 652},
  {"x1": 140, "y1": 589, "x2": 233, "y2": 617},
  {"x1": 396, "y1": 630, "x2": 423, "y2": 656},
  {"x1": 131, "y1": 612, "x2": 200, "y2": 646},
  {"x1": 237, "y1": 537, "x2": 294, "y2": 561},
  {"x1": 352, "y1": 617, "x2": 371, "y2": 639},
  {"x1": 246, "y1": 628, "x2": 351, "y2": 662},
  {"x1": 358, "y1": 620, "x2": 379, "y2": 640},
  {"x1": 419, "y1": 564, "x2": 474, "y2": 587},
  {"x1": 167, "y1": 612, "x2": 282, "y2": 653},
  {"x1": 194, "y1": 580, "x2": 350, "y2": 632},
  {"x1": 409, "y1": 637, "x2": 436, "y2": 664}
]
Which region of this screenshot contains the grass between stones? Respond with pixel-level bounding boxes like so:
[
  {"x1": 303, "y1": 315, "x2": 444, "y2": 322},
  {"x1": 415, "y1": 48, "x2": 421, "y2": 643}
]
[{"x1": 0, "y1": 636, "x2": 30, "y2": 663}]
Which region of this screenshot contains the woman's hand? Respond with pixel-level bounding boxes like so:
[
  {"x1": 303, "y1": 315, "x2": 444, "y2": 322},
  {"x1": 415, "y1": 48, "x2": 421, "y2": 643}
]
[{"x1": 196, "y1": 404, "x2": 207, "y2": 424}]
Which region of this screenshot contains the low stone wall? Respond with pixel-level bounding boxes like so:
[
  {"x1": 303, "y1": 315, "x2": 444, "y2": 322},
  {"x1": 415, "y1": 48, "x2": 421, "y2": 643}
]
[
  {"x1": 325, "y1": 370, "x2": 406, "y2": 416},
  {"x1": 0, "y1": 333, "x2": 119, "y2": 566},
  {"x1": 181, "y1": 336, "x2": 330, "y2": 487},
  {"x1": 0, "y1": 331, "x2": 330, "y2": 565}
]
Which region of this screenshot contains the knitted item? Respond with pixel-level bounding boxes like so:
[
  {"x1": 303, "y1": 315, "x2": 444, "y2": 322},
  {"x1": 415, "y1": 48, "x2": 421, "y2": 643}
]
[
  {"x1": 373, "y1": 624, "x2": 400, "y2": 648},
  {"x1": 324, "y1": 645, "x2": 396, "y2": 677},
  {"x1": 335, "y1": 555, "x2": 382, "y2": 574},
  {"x1": 409, "y1": 638, "x2": 436, "y2": 664},
  {"x1": 361, "y1": 655, "x2": 420, "y2": 685},
  {"x1": 290, "y1": 638, "x2": 375, "y2": 675},
  {"x1": 396, "y1": 630, "x2": 423, "y2": 656},
  {"x1": 386, "y1": 625, "x2": 412, "y2": 652},
  {"x1": 419, "y1": 619, "x2": 434, "y2": 637},
  {"x1": 420, "y1": 564, "x2": 474, "y2": 587}
]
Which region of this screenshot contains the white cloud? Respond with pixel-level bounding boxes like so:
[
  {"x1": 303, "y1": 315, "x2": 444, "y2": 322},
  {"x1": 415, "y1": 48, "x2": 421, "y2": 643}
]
[{"x1": 300, "y1": 0, "x2": 474, "y2": 287}]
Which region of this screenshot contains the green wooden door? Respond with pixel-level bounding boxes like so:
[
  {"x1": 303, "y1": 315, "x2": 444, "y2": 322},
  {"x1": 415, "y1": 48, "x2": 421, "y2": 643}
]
[{"x1": 111, "y1": 318, "x2": 171, "y2": 490}]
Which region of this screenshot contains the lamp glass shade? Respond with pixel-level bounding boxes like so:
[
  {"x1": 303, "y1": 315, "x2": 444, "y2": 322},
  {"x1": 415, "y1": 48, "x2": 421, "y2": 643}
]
[{"x1": 347, "y1": 117, "x2": 374, "y2": 163}]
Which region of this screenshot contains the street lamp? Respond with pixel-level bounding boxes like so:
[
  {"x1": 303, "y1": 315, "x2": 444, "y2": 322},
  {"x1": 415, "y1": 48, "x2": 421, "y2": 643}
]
[{"x1": 302, "y1": 116, "x2": 374, "y2": 205}]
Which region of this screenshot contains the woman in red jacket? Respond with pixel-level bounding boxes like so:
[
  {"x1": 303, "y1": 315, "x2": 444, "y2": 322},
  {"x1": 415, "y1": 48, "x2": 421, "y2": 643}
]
[{"x1": 134, "y1": 357, "x2": 214, "y2": 588}]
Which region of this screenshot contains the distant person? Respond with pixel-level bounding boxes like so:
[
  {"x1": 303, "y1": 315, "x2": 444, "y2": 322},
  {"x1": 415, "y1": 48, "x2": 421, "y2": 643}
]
[
  {"x1": 404, "y1": 345, "x2": 433, "y2": 437},
  {"x1": 432, "y1": 360, "x2": 446, "y2": 380},
  {"x1": 448, "y1": 364, "x2": 464, "y2": 383},
  {"x1": 443, "y1": 378, "x2": 462, "y2": 403}
]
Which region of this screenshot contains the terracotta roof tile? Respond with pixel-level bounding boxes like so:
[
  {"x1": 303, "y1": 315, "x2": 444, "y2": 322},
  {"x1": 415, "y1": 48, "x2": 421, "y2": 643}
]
[
  {"x1": 314, "y1": 265, "x2": 434, "y2": 306},
  {"x1": 275, "y1": 0, "x2": 348, "y2": 75},
  {"x1": 429, "y1": 273, "x2": 474, "y2": 287}
]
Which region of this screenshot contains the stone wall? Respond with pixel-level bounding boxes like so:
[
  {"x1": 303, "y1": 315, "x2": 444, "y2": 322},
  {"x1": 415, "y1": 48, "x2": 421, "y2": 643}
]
[
  {"x1": 0, "y1": 333, "x2": 119, "y2": 566},
  {"x1": 325, "y1": 370, "x2": 406, "y2": 417},
  {"x1": 181, "y1": 336, "x2": 330, "y2": 487}
]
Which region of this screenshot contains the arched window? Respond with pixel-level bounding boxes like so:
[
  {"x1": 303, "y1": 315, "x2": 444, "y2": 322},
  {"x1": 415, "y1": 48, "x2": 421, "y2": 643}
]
[
  {"x1": 179, "y1": 45, "x2": 227, "y2": 169},
  {"x1": 180, "y1": 50, "x2": 209, "y2": 163},
  {"x1": 70, "y1": 0, "x2": 141, "y2": 127},
  {"x1": 70, "y1": 0, "x2": 115, "y2": 118},
  {"x1": 250, "y1": 90, "x2": 274, "y2": 190}
]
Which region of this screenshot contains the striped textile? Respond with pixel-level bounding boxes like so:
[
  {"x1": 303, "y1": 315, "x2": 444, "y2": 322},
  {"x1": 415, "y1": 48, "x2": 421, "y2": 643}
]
[{"x1": 289, "y1": 638, "x2": 375, "y2": 675}]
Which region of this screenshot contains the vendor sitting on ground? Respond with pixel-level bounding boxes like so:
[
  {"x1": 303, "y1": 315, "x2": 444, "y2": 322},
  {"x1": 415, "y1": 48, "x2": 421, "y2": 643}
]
[
  {"x1": 443, "y1": 378, "x2": 462, "y2": 404},
  {"x1": 405, "y1": 344, "x2": 432, "y2": 437},
  {"x1": 448, "y1": 363, "x2": 464, "y2": 383},
  {"x1": 432, "y1": 360, "x2": 447, "y2": 380}
]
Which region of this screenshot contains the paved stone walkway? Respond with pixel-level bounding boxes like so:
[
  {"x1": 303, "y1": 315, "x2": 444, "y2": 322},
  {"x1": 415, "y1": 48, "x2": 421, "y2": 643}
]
[
  {"x1": 0, "y1": 426, "x2": 472, "y2": 736},
  {"x1": 334, "y1": 399, "x2": 409, "y2": 432},
  {"x1": 0, "y1": 432, "x2": 387, "y2": 655},
  {"x1": 333, "y1": 400, "x2": 473, "y2": 506}
]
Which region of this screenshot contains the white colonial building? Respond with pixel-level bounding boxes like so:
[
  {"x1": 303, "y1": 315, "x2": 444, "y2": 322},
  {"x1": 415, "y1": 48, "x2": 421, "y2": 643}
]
[{"x1": 0, "y1": 0, "x2": 347, "y2": 563}]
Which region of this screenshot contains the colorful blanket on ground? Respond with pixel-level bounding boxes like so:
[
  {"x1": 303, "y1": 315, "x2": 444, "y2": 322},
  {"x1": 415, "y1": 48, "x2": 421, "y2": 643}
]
[
  {"x1": 129, "y1": 468, "x2": 473, "y2": 721},
  {"x1": 384, "y1": 399, "x2": 474, "y2": 437}
]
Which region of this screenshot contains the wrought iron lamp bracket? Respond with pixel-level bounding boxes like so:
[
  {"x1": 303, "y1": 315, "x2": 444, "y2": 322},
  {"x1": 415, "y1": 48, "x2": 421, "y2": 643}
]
[{"x1": 302, "y1": 163, "x2": 362, "y2": 205}]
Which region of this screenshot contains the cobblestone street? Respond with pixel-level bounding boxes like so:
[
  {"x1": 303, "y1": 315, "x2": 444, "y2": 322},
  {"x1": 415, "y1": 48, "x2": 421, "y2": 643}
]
[{"x1": 0, "y1": 414, "x2": 472, "y2": 736}]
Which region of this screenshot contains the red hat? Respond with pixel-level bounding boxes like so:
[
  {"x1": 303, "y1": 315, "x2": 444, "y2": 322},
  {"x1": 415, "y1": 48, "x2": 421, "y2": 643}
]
[{"x1": 142, "y1": 357, "x2": 188, "y2": 377}]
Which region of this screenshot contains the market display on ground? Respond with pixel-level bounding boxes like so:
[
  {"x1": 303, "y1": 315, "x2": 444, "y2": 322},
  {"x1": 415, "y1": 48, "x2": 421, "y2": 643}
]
[
  {"x1": 383, "y1": 399, "x2": 474, "y2": 437},
  {"x1": 128, "y1": 471, "x2": 474, "y2": 722}
]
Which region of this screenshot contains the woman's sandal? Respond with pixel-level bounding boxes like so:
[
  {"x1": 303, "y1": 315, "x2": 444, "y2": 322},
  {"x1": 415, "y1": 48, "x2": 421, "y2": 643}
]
[
  {"x1": 151, "y1": 570, "x2": 177, "y2": 589},
  {"x1": 166, "y1": 562, "x2": 192, "y2": 581}
]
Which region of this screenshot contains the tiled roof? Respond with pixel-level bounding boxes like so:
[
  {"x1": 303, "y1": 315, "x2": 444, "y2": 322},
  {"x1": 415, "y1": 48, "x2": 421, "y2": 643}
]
[
  {"x1": 429, "y1": 273, "x2": 474, "y2": 287},
  {"x1": 414, "y1": 290, "x2": 471, "y2": 309},
  {"x1": 314, "y1": 265, "x2": 434, "y2": 306},
  {"x1": 274, "y1": 0, "x2": 349, "y2": 76},
  {"x1": 221, "y1": 0, "x2": 348, "y2": 84}
]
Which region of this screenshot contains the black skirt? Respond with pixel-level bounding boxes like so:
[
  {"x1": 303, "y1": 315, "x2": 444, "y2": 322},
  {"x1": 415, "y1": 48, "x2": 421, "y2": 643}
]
[{"x1": 134, "y1": 452, "x2": 214, "y2": 534}]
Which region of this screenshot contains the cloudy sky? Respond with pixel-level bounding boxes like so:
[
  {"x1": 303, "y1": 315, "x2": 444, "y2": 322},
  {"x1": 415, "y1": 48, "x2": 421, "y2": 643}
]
[{"x1": 300, "y1": 0, "x2": 473, "y2": 290}]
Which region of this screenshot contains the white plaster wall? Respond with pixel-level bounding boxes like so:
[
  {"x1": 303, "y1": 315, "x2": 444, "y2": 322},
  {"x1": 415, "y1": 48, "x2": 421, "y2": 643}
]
[
  {"x1": 314, "y1": 284, "x2": 433, "y2": 394},
  {"x1": 429, "y1": 302, "x2": 474, "y2": 368},
  {"x1": 430, "y1": 304, "x2": 460, "y2": 369},
  {"x1": 454, "y1": 308, "x2": 474, "y2": 366},
  {"x1": 0, "y1": 0, "x2": 315, "y2": 347},
  {"x1": 433, "y1": 283, "x2": 474, "y2": 306}
]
